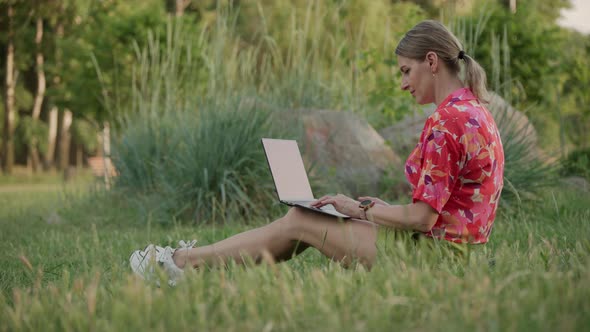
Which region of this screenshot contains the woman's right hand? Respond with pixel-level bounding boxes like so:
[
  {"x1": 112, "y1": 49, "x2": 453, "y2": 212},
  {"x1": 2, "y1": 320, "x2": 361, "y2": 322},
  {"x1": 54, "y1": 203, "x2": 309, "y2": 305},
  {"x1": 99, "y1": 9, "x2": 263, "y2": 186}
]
[{"x1": 357, "y1": 196, "x2": 390, "y2": 206}]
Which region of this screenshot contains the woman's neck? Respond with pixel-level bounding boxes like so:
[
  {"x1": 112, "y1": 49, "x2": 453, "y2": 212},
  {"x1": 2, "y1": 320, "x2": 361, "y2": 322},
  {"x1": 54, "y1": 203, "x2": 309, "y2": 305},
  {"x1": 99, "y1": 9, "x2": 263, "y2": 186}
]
[{"x1": 434, "y1": 75, "x2": 464, "y2": 106}]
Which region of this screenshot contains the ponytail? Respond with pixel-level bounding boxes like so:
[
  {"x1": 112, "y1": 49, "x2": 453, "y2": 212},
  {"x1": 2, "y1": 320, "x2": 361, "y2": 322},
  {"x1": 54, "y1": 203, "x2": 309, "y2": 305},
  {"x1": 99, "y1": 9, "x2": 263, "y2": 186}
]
[{"x1": 462, "y1": 54, "x2": 489, "y2": 103}]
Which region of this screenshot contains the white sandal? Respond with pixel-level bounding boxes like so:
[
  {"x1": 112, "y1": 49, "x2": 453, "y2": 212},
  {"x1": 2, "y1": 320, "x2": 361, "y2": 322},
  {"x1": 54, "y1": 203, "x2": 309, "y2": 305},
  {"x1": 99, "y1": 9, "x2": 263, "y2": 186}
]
[{"x1": 129, "y1": 240, "x2": 197, "y2": 287}]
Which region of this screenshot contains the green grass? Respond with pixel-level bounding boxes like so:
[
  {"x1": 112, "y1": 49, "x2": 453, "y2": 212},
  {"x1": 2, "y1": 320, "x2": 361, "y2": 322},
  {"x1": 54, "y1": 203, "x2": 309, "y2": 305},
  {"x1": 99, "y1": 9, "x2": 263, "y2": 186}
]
[{"x1": 0, "y1": 182, "x2": 589, "y2": 331}]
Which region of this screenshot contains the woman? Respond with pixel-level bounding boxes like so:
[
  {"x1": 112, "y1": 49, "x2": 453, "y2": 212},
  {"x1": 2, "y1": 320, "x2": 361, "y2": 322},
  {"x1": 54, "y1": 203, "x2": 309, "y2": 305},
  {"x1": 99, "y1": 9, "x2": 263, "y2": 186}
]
[{"x1": 130, "y1": 20, "x2": 504, "y2": 286}]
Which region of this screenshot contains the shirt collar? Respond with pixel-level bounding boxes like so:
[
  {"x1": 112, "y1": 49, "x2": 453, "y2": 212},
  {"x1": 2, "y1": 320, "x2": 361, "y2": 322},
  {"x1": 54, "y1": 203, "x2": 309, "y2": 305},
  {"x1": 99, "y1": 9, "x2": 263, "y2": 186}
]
[{"x1": 439, "y1": 87, "x2": 476, "y2": 107}]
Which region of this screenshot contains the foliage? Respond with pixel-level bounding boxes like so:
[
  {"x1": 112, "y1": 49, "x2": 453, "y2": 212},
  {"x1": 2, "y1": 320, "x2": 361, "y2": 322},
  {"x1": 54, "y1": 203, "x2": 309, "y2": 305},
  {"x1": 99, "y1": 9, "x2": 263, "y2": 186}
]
[
  {"x1": 467, "y1": 0, "x2": 570, "y2": 105},
  {"x1": 15, "y1": 117, "x2": 48, "y2": 155},
  {"x1": 559, "y1": 32, "x2": 590, "y2": 149},
  {"x1": 71, "y1": 120, "x2": 99, "y2": 154},
  {"x1": 1, "y1": 0, "x2": 207, "y2": 170},
  {"x1": 561, "y1": 148, "x2": 590, "y2": 180},
  {"x1": 2, "y1": 0, "x2": 590, "y2": 172},
  {"x1": 51, "y1": 0, "x2": 172, "y2": 123},
  {"x1": 462, "y1": 0, "x2": 574, "y2": 149},
  {"x1": 192, "y1": 0, "x2": 426, "y2": 127}
]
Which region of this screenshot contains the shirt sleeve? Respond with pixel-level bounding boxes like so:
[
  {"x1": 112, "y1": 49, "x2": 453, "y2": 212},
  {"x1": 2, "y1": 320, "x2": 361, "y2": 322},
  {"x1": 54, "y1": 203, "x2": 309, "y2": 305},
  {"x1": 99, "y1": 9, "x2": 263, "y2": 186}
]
[{"x1": 411, "y1": 121, "x2": 462, "y2": 213}]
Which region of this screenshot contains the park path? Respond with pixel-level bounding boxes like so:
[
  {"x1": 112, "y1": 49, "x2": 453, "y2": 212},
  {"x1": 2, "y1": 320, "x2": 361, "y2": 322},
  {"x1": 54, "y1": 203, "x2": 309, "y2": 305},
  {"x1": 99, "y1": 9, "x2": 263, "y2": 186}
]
[{"x1": 0, "y1": 183, "x2": 66, "y2": 193}]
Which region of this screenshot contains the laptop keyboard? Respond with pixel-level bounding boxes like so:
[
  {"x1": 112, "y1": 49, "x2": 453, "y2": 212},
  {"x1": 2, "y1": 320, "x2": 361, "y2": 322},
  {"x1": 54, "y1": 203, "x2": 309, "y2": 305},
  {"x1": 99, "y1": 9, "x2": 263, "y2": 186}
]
[{"x1": 287, "y1": 201, "x2": 335, "y2": 211}]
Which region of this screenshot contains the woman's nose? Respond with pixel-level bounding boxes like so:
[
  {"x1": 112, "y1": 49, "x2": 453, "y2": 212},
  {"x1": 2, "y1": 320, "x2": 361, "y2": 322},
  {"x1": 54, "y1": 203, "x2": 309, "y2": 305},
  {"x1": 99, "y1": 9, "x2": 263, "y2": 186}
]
[{"x1": 401, "y1": 79, "x2": 409, "y2": 91}]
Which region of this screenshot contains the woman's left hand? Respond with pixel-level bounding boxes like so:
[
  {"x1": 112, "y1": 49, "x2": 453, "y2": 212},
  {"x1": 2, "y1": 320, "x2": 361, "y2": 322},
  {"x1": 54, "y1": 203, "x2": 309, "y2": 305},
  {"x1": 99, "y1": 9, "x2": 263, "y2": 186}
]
[{"x1": 311, "y1": 194, "x2": 362, "y2": 219}]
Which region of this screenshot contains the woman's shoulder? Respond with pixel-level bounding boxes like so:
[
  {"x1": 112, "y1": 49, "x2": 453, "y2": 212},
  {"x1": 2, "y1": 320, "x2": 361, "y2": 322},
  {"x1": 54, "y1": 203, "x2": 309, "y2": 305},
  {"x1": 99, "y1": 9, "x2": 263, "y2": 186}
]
[
  {"x1": 436, "y1": 88, "x2": 485, "y2": 115},
  {"x1": 434, "y1": 96, "x2": 490, "y2": 126},
  {"x1": 429, "y1": 103, "x2": 470, "y2": 126}
]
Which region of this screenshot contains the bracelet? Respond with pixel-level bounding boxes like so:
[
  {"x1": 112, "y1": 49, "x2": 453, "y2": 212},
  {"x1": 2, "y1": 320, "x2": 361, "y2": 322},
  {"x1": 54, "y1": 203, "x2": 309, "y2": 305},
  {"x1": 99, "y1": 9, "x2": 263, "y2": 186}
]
[
  {"x1": 358, "y1": 199, "x2": 375, "y2": 220},
  {"x1": 365, "y1": 208, "x2": 373, "y2": 222}
]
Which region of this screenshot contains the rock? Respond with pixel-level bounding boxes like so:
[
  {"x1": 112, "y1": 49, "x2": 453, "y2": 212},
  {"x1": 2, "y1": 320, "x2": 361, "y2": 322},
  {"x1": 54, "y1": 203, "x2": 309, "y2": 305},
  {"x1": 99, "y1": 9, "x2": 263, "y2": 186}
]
[
  {"x1": 45, "y1": 211, "x2": 63, "y2": 225},
  {"x1": 378, "y1": 107, "x2": 433, "y2": 157},
  {"x1": 301, "y1": 110, "x2": 401, "y2": 196},
  {"x1": 560, "y1": 176, "x2": 589, "y2": 192}
]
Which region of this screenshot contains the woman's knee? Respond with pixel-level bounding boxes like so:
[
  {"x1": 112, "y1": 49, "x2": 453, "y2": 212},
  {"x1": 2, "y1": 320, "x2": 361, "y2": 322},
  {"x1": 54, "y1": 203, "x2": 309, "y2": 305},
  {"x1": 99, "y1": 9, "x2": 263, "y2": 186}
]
[
  {"x1": 275, "y1": 207, "x2": 332, "y2": 243},
  {"x1": 270, "y1": 207, "x2": 302, "y2": 239},
  {"x1": 279, "y1": 207, "x2": 308, "y2": 232}
]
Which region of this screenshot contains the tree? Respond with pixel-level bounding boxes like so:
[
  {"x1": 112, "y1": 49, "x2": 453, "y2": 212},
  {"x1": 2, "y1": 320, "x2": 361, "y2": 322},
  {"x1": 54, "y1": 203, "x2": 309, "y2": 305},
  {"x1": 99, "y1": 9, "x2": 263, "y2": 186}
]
[
  {"x1": 1, "y1": 1, "x2": 17, "y2": 174},
  {"x1": 27, "y1": 1, "x2": 49, "y2": 172}
]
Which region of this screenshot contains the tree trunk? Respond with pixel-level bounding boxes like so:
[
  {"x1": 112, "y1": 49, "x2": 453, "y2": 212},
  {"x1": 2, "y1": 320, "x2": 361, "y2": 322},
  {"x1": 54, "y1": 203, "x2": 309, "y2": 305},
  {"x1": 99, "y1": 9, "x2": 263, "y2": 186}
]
[
  {"x1": 31, "y1": 18, "x2": 45, "y2": 120},
  {"x1": 50, "y1": 6, "x2": 65, "y2": 171},
  {"x1": 44, "y1": 107, "x2": 58, "y2": 169},
  {"x1": 58, "y1": 110, "x2": 73, "y2": 171},
  {"x1": 28, "y1": 17, "x2": 46, "y2": 173},
  {"x1": 102, "y1": 122, "x2": 112, "y2": 190},
  {"x1": 2, "y1": 5, "x2": 16, "y2": 174},
  {"x1": 26, "y1": 141, "x2": 42, "y2": 173},
  {"x1": 176, "y1": 0, "x2": 190, "y2": 16},
  {"x1": 76, "y1": 144, "x2": 83, "y2": 169}
]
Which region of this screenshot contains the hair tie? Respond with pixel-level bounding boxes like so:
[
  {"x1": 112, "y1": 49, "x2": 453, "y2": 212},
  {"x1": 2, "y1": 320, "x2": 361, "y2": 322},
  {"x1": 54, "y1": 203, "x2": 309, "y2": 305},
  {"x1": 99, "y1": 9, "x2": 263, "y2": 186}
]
[{"x1": 458, "y1": 50, "x2": 465, "y2": 60}]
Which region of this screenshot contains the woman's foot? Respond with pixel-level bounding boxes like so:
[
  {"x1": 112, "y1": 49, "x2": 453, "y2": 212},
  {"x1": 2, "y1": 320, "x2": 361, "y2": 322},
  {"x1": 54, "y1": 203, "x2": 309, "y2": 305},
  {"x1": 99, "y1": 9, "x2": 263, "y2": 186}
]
[{"x1": 129, "y1": 240, "x2": 197, "y2": 286}]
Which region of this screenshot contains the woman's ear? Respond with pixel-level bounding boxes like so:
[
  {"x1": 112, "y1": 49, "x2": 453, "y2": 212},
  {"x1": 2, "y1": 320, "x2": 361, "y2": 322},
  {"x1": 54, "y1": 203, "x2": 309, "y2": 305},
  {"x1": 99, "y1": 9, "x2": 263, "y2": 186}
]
[{"x1": 426, "y1": 51, "x2": 438, "y2": 74}]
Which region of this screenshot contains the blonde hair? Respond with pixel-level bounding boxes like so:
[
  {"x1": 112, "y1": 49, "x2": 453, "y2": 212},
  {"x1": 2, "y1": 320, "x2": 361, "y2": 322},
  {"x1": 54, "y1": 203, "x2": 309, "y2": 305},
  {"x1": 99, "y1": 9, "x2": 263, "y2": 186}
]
[{"x1": 395, "y1": 20, "x2": 489, "y2": 102}]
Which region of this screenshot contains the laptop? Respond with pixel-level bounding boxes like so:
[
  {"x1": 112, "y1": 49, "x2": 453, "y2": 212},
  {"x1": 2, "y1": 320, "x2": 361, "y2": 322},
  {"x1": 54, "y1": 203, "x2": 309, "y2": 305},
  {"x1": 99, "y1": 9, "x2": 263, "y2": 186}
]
[{"x1": 261, "y1": 138, "x2": 350, "y2": 219}]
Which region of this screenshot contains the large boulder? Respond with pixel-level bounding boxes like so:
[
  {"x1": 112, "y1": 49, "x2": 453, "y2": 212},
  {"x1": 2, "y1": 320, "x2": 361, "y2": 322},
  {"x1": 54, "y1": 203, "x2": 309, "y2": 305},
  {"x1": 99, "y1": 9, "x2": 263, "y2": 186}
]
[
  {"x1": 560, "y1": 176, "x2": 589, "y2": 192},
  {"x1": 378, "y1": 107, "x2": 432, "y2": 157},
  {"x1": 301, "y1": 110, "x2": 402, "y2": 197}
]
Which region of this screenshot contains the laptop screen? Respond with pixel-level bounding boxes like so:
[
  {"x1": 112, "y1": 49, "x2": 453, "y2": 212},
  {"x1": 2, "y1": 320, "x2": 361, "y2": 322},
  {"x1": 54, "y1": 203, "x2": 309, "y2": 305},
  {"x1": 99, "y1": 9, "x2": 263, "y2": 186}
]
[{"x1": 262, "y1": 138, "x2": 314, "y2": 202}]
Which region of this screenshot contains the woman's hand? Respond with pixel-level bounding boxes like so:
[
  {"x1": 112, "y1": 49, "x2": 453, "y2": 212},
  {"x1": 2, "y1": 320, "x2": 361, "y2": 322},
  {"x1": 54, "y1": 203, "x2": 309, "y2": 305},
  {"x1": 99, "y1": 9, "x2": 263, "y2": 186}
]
[
  {"x1": 357, "y1": 196, "x2": 390, "y2": 206},
  {"x1": 311, "y1": 194, "x2": 362, "y2": 219}
]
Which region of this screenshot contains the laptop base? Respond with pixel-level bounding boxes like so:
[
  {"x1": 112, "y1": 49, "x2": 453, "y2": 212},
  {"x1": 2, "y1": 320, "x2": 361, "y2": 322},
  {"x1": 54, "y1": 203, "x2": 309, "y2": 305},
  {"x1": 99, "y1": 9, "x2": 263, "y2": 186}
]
[{"x1": 281, "y1": 200, "x2": 351, "y2": 219}]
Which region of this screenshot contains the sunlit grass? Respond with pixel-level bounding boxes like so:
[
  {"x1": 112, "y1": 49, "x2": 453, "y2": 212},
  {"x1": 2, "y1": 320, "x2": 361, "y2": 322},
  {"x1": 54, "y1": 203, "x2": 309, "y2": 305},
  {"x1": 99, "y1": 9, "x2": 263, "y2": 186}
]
[{"x1": 0, "y1": 185, "x2": 589, "y2": 331}]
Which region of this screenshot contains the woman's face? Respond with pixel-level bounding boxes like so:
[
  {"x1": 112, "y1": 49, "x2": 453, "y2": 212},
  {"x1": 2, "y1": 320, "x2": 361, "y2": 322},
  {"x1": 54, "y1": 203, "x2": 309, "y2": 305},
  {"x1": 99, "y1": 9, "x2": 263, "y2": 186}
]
[{"x1": 397, "y1": 55, "x2": 435, "y2": 105}]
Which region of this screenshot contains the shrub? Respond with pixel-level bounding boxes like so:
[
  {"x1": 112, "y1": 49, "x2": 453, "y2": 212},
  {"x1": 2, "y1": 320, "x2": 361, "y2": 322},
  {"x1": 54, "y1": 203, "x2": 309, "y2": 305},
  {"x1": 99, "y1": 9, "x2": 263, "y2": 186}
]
[
  {"x1": 114, "y1": 97, "x2": 278, "y2": 224},
  {"x1": 493, "y1": 104, "x2": 559, "y2": 203},
  {"x1": 561, "y1": 148, "x2": 590, "y2": 180}
]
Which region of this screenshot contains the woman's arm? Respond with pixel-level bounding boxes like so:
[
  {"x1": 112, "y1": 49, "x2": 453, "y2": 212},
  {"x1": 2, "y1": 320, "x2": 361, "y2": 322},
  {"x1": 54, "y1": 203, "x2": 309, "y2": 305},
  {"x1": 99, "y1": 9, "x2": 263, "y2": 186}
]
[
  {"x1": 312, "y1": 195, "x2": 438, "y2": 232},
  {"x1": 363, "y1": 201, "x2": 438, "y2": 232}
]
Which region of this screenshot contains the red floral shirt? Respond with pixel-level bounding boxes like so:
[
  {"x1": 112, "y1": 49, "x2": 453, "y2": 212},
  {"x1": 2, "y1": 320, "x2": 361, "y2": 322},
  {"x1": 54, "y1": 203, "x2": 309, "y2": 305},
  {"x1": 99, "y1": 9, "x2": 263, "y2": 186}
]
[{"x1": 405, "y1": 88, "x2": 504, "y2": 244}]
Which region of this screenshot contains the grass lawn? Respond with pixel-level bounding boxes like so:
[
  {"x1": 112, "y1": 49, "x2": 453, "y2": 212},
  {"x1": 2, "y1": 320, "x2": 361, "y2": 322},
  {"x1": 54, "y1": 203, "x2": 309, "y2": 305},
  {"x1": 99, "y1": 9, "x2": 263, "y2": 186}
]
[{"x1": 0, "y1": 178, "x2": 589, "y2": 331}]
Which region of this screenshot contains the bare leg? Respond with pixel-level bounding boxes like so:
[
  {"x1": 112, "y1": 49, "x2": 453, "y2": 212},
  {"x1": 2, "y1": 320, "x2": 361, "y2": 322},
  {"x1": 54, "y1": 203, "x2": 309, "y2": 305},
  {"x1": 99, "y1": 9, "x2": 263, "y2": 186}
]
[{"x1": 173, "y1": 207, "x2": 379, "y2": 269}]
